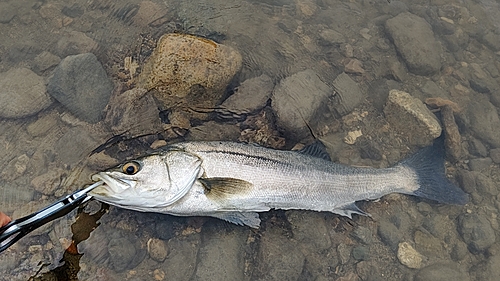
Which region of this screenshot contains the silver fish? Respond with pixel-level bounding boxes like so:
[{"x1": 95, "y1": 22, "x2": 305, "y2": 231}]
[{"x1": 90, "y1": 140, "x2": 468, "y2": 228}]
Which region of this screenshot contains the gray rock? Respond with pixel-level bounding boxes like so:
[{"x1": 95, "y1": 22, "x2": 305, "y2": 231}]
[
  {"x1": 187, "y1": 121, "x2": 241, "y2": 141},
  {"x1": 468, "y1": 137, "x2": 488, "y2": 157},
  {"x1": 458, "y1": 213, "x2": 496, "y2": 253},
  {"x1": 385, "y1": 12, "x2": 442, "y2": 76},
  {"x1": 162, "y1": 235, "x2": 200, "y2": 281},
  {"x1": 478, "y1": 30, "x2": 500, "y2": 52},
  {"x1": 490, "y1": 148, "x2": 500, "y2": 164},
  {"x1": 256, "y1": 227, "x2": 305, "y2": 281},
  {"x1": 450, "y1": 241, "x2": 468, "y2": 261},
  {"x1": 220, "y1": 74, "x2": 274, "y2": 116},
  {"x1": 352, "y1": 246, "x2": 370, "y2": 261},
  {"x1": 384, "y1": 90, "x2": 442, "y2": 146},
  {"x1": 471, "y1": 254, "x2": 500, "y2": 281},
  {"x1": 466, "y1": 96, "x2": 500, "y2": 148},
  {"x1": 468, "y1": 63, "x2": 500, "y2": 96},
  {"x1": 319, "y1": 29, "x2": 346, "y2": 45},
  {"x1": 47, "y1": 53, "x2": 113, "y2": 123},
  {"x1": 475, "y1": 173, "x2": 498, "y2": 197},
  {"x1": 193, "y1": 228, "x2": 247, "y2": 281},
  {"x1": 337, "y1": 243, "x2": 352, "y2": 264},
  {"x1": 108, "y1": 236, "x2": 137, "y2": 272},
  {"x1": 419, "y1": 80, "x2": 449, "y2": 100},
  {"x1": 352, "y1": 226, "x2": 373, "y2": 245},
  {"x1": 415, "y1": 263, "x2": 469, "y2": 281},
  {"x1": 55, "y1": 127, "x2": 100, "y2": 165},
  {"x1": 0, "y1": 68, "x2": 52, "y2": 119},
  {"x1": 271, "y1": 69, "x2": 335, "y2": 139},
  {"x1": 33, "y1": 51, "x2": 61, "y2": 73},
  {"x1": 286, "y1": 210, "x2": 332, "y2": 252},
  {"x1": 414, "y1": 230, "x2": 446, "y2": 258},
  {"x1": 378, "y1": 220, "x2": 402, "y2": 250},
  {"x1": 0, "y1": 2, "x2": 15, "y2": 23},
  {"x1": 468, "y1": 158, "x2": 493, "y2": 172},
  {"x1": 330, "y1": 72, "x2": 364, "y2": 117},
  {"x1": 55, "y1": 31, "x2": 98, "y2": 57}
]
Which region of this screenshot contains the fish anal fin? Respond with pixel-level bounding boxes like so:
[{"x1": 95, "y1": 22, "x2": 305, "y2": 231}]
[
  {"x1": 209, "y1": 212, "x2": 261, "y2": 228},
  {"x1": 332, "y1": 203, "x2": 370, "y2": 219},
  {"x1": 198, "y1": 177, "x2": 253, "y2": 200},
  {"x1": 298, "y1": 141, "x2": 332, "y2": 161}
]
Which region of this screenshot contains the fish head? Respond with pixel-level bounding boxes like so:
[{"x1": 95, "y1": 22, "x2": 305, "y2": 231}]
[{"x1": 90, "y1": 150, "x2": 203, "y2": 210}]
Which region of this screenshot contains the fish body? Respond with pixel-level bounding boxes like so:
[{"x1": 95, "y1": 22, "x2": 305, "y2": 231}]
[{"x1": 90, "y1": 140, "x2": 468, "y2": 228}]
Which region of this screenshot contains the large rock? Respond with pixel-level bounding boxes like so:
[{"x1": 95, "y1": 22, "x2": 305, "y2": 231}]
[
  {"x1": 271, "y1": 69, "x2": 336, "y2": 139},
  {"x1": 384, "y1": 90, "x2": 442, "y2": 146},
  {"x1": 467, "y1": 95, "x2": 500, "y2": 148},
  {"x1": 47, "y1": 53, "x2": 114, "y2": 123},
  {"x1": 458, "y1": 213, "x2": 496, "y2": 253},
  {"x1": 385, "y1": 12, "x2": 442, "y2": 76},
  {"x1": 0, "y1": 67, "x2": 52, "y2": 118},
  {"x1": 220, "y1": 74, "x2": 274, "y2": 116},
  {"x1": 137, "y1": 33, "x2": 242, "y2": 112}
]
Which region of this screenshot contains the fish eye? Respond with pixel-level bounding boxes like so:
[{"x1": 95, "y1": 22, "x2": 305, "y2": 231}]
[{"x1": 122, "y1": 162, "x2": 140, "y2": 175}]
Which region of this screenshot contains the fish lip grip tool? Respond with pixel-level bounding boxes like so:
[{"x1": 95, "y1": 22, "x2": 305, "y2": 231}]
[{"x1": 0, "y1": 181, "x2": 103, "y2": 253}]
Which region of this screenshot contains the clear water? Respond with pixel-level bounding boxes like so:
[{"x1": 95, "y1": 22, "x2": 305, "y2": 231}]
[{"x1": 0, "y1": 0, "x2": 499, "y2": 280}]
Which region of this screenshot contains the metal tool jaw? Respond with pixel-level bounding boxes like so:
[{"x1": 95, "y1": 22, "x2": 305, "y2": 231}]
[{"x1": 0, "y1": 181, "x2": 103, "y2": 253}]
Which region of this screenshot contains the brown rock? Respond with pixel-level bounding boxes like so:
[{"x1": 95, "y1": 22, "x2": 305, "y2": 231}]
[
  {"x1": 425, "y1": 97, "x2": 462, "y2": 113},
  {"x1": 441, "y1": 105, "x2": 462, "y2": 162},
  {"x1": 138, "y1": 33, "x2": 242, "y2": 115},
  {"x1": 344, "y1": 59, "x2": 365, "y2": 75}
]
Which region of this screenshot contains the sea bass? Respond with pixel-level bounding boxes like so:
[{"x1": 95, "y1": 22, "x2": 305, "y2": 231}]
[{"x1": 90, "y1": 139, "x2": 468, "y2": 228}]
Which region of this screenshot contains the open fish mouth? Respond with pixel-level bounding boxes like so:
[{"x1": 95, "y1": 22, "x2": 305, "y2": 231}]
[{"x1": 90, "y1": 173, "x2": 136, "y2": 196}]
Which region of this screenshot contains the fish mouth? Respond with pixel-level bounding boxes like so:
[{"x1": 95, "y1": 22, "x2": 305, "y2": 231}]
[{"x1": 90, "y1": 172, "x2": 136, "y2": 196}]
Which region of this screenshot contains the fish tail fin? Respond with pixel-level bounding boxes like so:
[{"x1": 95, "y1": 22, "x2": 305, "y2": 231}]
[{"x1": 398, "y1": 137, "x2": 468, "y2": 205}]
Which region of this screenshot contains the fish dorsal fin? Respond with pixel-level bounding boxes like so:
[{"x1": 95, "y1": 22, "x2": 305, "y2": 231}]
[
  {"x1": 298, "y1": 141, "x2": 331, "y2": 161},
  {"x1": 198, "y1": 177, "x2": 252, "y2": 200}
]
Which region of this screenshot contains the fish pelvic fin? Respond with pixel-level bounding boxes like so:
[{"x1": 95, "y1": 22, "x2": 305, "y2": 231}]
[
  {"x1": 199, "y1": 177, "x2": 253, "y2": 200},
  {"x1": 332, "y1": 203, "x2": 370, "y2": 219},
  {"x1": 398, "y1": 137, "x2": 468, "y2": 205},
  {"x1": 209, "y1": 212, "x2": 261, "y2": 228}
]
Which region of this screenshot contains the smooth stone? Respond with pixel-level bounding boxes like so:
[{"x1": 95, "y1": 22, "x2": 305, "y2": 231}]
[
  {"x1": 286, "y1": 210, "x2": 332, "y2": 252},
  {"x1": 415, "y1": 263, "x2": 469, "y2": 281},
  {"x1": 377, "y1": 220, "x2": 402, "y2": 250},
  {"x1": 466, "y1": 96, "x2": 500, "y2": 148},
  {"x1": 147, "y1": 238, "x2": 168, "y2": 262},
  {"x1": 220, "y1": 74, "x2": 274, "y2": 116},
  {"x1": 414, "y1": 230, "x2": 446, "y2": 258},
  {"x1": 330, "y1": 72, "x2": 364, "y2": 117},
  {"x1": 468, "y1": 157, "x2": 493, "y2": 172},
  {"x1": 0, "y1": 68, "x2": 52, "y2": 119},
  {"x1": 272, "y1": 69, "x2": 335, "y2": 139},
  {"x1": 33, "y1": 51, "x2": 61, "y2": 73},
  {"x1": 47, "y1": 53, "x2": 113, "y2": 123},
  {"x1": 108, "y1": 236, "x2": 137, "y2": 272},
  {"x1": 162, "y1": 235, "x2": 200, "y2": 281},
  {"x1": 468, "y1": 137, "x2": 488, "y2": 157},
  {"x1": 352, "y1": 226, "x2": 373, "y2": 245},
  {"x1": 384, "y1": 89, "x2": 442, "y2": 146},
  {"x1": 352, "y1": 246, "x2": 370, "y2": 261},
  {"x1": 458, "y1": 213, "x2": 496, "y2": 253},
  {"x1": 385, "y1": 12, "x2": 442, "y2": 76},
  {"x1": 319, "y1": 29, "x2": 345, "y2": 45},
  {"x1": 55, "y1": 31, "x2": 98, "y2": 57}
]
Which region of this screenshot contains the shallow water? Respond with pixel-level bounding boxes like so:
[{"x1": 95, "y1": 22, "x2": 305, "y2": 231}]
[{"x1": 0, "y1": 0, "x2": 500, "y2": 280}]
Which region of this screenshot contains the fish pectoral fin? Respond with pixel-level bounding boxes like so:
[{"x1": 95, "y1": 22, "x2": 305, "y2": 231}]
[
  {"x1": 210, "y1": 212, "x2": 261, "y2": 228},
  {"x1": 198, "y1": 177, "x2": 252, "y2": 200},
  {"x1": 332, "y1": 203, "x2": 370, "y2": 219}
]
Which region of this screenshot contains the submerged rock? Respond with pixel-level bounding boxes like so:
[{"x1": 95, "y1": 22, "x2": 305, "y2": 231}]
[
  {"x1": 137, "y1": 33, "x2": 242, "y2": 115},
  {"x1": 0, "y1": 68, "x2": 52, "y2": 119},
  {"x1": 458, "y1": 213, "x2": 496, "y2": 253},
  {"x1": 414, "y1": 263, "x2": 469, "y2": 281},
  {"x1": 385, "y1": 12, "x2": 442, "y2": 76},
  {"x1": 47, "y1": 53, "x2": 114, "y2": 123},
  {"x1": 384, "y1": 90, "x2": 441, "y2": 146},
  {"x1": 466, "y1": 95, "x2": 500, "y2": 148},
  {"x1": 397, "y1": 242, "x2": 424, "y2": 269}
]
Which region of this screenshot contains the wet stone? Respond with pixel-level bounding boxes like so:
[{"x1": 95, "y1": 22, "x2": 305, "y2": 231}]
[
  {"x1": 414, "y1": 230, "x2": 446, "y2": 258},
  {"x1": 490, "y1": 148, "x2": 500, "y2": 164},
  {"x1": 147, "y1": 238, "x2": 168, "y2": 262},
  {"x1": 397, "y1": 242, "x2": 424, "y2": 269},
  {"x1": 330, "y1": 72, "x2": 364, "y2": 117},
  {"x1": 468, "y1": 157, "x2": 493, "y2": 172},
  {"x1": 55, "y1": 31, "x2": 98, "y2": 57},
  {"x1": 415, "y1": 263, "x2": 469, "y2": 281},
  {"x1": 458, "y1": 213, "x2": 496, "y2": 253},
  {"x1": 352, "y1": 226, "x2": 373, "y2": 245},
  {"x1": 162, "y1": 235, "x2": 200, "y2": 281},
  {"x1": 451, "y1": 241, "x2": 468, "y2": 261},
  {"x1": 471, "y1": 254, "x2": 500, "y2": 281},
  {"x1": 0, "y1": 2, "x2": 15, "y2": 23},
  {"x1": 352, "y1": 246, "x2": 370, "y2": 261},
  {"x1": 377, "y1": 220, "x2": 402, "y2": 250},
  {"x1": 468, "y1": 137, "x2": 488, "y2": 157},
  {"x1": 385, "y1": 12, "x2": 442, "y2": 76},
  {"x1": 0, "y1": 67, "x2": 52, "y2": 119},
  {"x1": 384, "y1": 89, "x2": 442, "y2": 146},
  {"x1": 286, "y1": 210, "x2": 332, "y2": 252},
  {"x1": 466, "y1": 96, "x2": 500, "y2": 148},
  {"x1": 337, "y1": 243, "x2": 352, "y2": 264},
  {"x1": 272, "y1": 69, "x2": 335, "y2": 139},
  {"x1": 47, "y1": 53, "x2": 114, "y2": 123},
  {"x1": 319, "y1": 29, "x2": 345, "y2": 45},
  {"x1": 108, "y1": 234, "x2": 139, "y2": 272}
]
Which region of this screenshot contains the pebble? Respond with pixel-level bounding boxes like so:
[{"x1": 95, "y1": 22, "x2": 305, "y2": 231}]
[
  {"x1": 414, "y1": 263, "x2": 469, "y2": 281},
  {"x1": 220, "y1": 74, "x2": 274, "y2": 116},
  {"x1": 352, "y1": 246, "x2": 370, "y2": 261},
  {"x1": 468, "y1": 63, "x2": 500, "y2": 96},
  {"x1": 33, "y1": 51, "x2": 61, "y2": 73},
  {"x1": 414, "y1": 230, "x2": 445, "y2": 258},
  {"x1": 47, "y1": 53, "x2": 114, "y2": 123},
  {"x1": 31, "y1": 168, "x2": 65, "y2": 195},
  {"x1": 319, "y1": 29, "x2": 345, "y2": 45},
  {"x1": 137, "y1": 33, "x2": 242, "y2": 114},
  {"x1": 377, "y1": 220, "x2": 402, "y2": 250},
  {"x1": 0, "y1": 68, "x2": 52, "y2": 119},
  {"x1": 344, "y1": 58, "x2": 365, "y2": 75},
  {"x1": 383, "y1": 89, "x2": 442, "y2": 146},
  {"x1": 466, "y1": 95, "x2": 500, "y2": 148},
  {"x1": 147, "y1": 238, "x2": 168, "y2": 262},
  {"x1": 385, "y1": 12, "x2": 442, "y2": 76},
  {"x1": 441, "y1": 105, "x2": 462, "y2": 162},
  {"x1": 108, "y1": 235, "x2": 137, "y2": 272},
  {"x1": 458, "y1": 213, "x2": 496, "y2": 253},
  {"x1": 468, "y1": 137, "x2": 488, "y2": 157},
  {"x1": 337, "y1": 243, "x2": 352, "y2": 264},
  {"x1": 271, "y1": 69, "x2": 335, "y2": 139},
  {"x1": 397, "y1": 242, "x2": 424, "y2": 269},
  {"x1": 468, "y1": 157, "x2": 493, "y2": 172}
]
